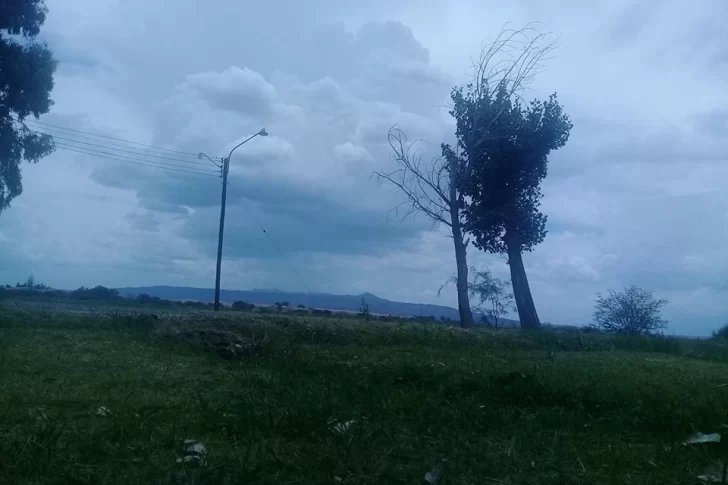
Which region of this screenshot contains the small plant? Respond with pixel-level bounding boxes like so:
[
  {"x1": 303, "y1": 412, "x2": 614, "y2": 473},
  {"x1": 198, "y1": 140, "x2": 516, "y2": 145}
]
[
  {"x1": 469, "y1": 268, "x2": 514, "y2": 329},
  {"x1": 593, "y1": 285, "x2": 668, "y2": 335}
]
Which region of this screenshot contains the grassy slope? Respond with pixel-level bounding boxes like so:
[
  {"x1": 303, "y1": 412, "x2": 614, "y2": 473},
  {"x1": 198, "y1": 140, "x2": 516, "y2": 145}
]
[{"x1": 1, "y1": 308, "x2": 728, "y2": 484}]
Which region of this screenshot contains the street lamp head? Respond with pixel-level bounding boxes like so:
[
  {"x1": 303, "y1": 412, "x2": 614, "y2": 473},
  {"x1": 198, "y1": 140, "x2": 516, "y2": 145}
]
[
  {"x1": 258, "y1": 128, "x2": 269, "y2": 137},
  {"x1": 197, "y1": 152, "x2": 204, "y2": 160}
]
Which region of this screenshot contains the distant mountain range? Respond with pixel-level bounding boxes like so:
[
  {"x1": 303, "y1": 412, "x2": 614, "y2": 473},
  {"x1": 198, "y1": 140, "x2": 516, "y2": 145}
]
[{"x1": 115, "y1": 286, "x2": 520, "y2": 326}]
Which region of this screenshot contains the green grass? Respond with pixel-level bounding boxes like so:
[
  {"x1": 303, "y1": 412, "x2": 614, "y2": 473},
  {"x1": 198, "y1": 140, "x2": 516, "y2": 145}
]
[{"x1": 2, "y1": 307, "x2": 728, "y2": 484}]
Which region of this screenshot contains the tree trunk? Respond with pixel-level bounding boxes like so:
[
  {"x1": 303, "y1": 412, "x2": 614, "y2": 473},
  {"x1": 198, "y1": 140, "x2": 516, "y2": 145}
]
[
  {"x1": 447, "y1": 152, "x2": 474, "y2": 328},
  {"x1": 505, "y1": 231, "x2": 541, "y2": 329},
  {"x1": 451, "y1": 218, "x2": 475, "y2": 328}
]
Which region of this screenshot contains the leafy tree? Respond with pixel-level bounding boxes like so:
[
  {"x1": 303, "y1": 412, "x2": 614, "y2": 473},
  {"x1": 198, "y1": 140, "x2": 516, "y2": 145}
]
[
  {"x1": 447, "y1": 81, "x2": 572, "y2": 329},
  {"x1": 593, "y1": 286, "x2": 668, "y2": 335},
  {"x1": 469, "y1": 268, "x2": 514, "y2": 329},
  {"x1": 0, "y1": 0, "x2": 57, "y2": 214},
  {"x1": 375, "y1": 27, "x2": 555, "y2": 329}
]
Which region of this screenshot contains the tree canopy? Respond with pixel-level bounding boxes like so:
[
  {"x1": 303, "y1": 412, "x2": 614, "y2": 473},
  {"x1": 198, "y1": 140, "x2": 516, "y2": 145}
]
[
  {"x1": 0, "y1": 0, "x2": 57, "y2": 214},
  {"x1": 446, "y1": 81, "x2": 572, "y2": 328},
  {"x1": 452, "y1": 84, "x2": 572, "y2": 254}
]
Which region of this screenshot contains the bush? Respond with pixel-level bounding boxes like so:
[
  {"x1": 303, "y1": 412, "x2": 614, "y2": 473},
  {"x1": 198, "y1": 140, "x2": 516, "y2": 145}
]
[
  {"x1": 593, "y1": 286, "x2": 668, "y2": 335},
  {"x1": 232, "y1": 301, "x2": 254, "y2": 311},
  {"x1": 712, "y1": 323, "x2": 728, "y2": 339}
]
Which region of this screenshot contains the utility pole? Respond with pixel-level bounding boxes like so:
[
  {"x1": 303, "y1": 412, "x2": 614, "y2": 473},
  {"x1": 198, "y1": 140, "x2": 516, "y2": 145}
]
[
  {"x1": 214, "y1": 156, "x2": 230, "y2": 311},
  {"x1": 200, "y1": 128, "x2": 268, "y2": 312}
]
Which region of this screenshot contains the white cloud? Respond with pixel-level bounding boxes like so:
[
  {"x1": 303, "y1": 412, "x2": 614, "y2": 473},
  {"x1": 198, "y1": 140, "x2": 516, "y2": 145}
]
[{"x1": 333, "y1": 142, "x2": 373, "y2": 164}]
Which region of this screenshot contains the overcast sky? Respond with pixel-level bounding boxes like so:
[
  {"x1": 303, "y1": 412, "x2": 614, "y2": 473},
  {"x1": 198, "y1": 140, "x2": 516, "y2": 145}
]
[{"x1": 1, "y1": 0, "x2": 726, "y2": 335}]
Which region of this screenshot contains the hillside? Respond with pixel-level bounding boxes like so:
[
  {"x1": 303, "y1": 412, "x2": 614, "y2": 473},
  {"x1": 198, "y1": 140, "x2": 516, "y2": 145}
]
[{"x1": 116, "y1": 285, "x2": 520, "y2": 325}]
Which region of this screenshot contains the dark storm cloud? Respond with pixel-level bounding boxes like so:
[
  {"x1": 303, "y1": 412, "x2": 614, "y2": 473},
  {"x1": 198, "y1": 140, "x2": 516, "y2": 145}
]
[{"x1": 124, "y1": 211, "x2": 160, "y2": 232}]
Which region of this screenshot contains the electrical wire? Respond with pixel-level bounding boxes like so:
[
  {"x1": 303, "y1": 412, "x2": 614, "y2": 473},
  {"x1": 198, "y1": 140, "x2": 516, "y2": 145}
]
[
  {"x1": 227, "y1": 183, "x2": 314, "y2": 294},
  {"x1": 14, "y1": 116, "x2": 204, "y2": 157},
  {"x1": 54, "y1": 144, "x2": 221, "y2": 178},
  {"x1": 22, "y1": 126, "x2": 214, "y2": 168}
]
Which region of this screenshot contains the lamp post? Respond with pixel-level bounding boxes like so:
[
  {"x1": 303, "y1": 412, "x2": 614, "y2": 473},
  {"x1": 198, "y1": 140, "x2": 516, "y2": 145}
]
[{"x1": 200, "y1": 128, "x2": 268, "y2": 311}]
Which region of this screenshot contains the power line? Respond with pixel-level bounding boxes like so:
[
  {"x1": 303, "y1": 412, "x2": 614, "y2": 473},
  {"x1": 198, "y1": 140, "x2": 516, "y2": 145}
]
[
  {"x1": 227, "y1": 184, "x2": 314, "y2": 294},
  {"x1": 53, "y1": 141, "x2": 219, "y2": 175},
  {"x1": 16, "y1": 118, "x2": 200, "y2": 159},
  {"x1": 23, "y1": 126, "x2": 214, "y2": 168},
  {"x1": 54, "y1": 144, "x2": 221, "y2": 178},
  {"x1": 14, "y1": 116, "x2": 204, "y2": 158}
]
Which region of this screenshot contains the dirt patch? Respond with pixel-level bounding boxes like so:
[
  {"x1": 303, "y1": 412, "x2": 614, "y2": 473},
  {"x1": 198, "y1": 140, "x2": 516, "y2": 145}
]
[{"x1": 155, "y1": 321, "x2": 267, "y2": 358}]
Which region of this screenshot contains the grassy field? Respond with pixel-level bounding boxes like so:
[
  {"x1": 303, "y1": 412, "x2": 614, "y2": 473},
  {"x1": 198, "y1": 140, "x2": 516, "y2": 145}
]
[{"x1": 2, "y1": 306, "x2": 728, "y2": 484}]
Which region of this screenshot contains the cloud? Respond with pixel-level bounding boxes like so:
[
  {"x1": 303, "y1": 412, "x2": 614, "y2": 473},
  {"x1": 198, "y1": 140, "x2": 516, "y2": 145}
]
[
  {"x1": 334, "y1": 142, "x2": 373, "y2": 164},
  {"x1": 125, "y1": 211, "x2": 160, "y2": 232},
  {"x1": 2, "y1": 0, "x2": 728, "y2": 337},
  {"x1": 181, "y1": 67, "x2": 279, "y2": 117}
]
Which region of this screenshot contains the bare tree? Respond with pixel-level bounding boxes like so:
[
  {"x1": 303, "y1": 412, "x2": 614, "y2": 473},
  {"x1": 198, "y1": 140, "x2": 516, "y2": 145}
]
[
  {"x1": 376, "y1": 126, "x2": 475, "y2": 327},
  {"x1": 375, "y1": 24, "x2": 556, "y2": 329}
]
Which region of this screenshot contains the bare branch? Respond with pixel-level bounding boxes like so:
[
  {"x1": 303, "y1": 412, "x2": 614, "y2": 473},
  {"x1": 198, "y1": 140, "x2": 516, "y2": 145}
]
[
  {"x1": 373, "y1": 125, "x2": 454, "y2": 228},
  {"x1": 468, "y1": 23, "x2": 559, "y2": 150}
]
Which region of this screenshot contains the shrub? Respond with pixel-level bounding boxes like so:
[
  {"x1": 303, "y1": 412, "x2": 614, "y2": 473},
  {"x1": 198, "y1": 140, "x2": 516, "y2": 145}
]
[
  {"x1": 232, "y1": 301, "x2": 254, "y2": 311},
  {"x1": 469, "y1": 267, "x2": 514, "y2": 329},
  {"x1": 593, "y1": 286, "x2": 668, "y2": 335},
  {"x1": 712, "y1": 323, "x2": 728, "y2": 339}
]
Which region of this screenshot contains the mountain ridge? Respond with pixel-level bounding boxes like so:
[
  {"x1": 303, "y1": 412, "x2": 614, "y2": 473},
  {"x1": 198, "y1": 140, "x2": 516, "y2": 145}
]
[{"x1": 116, "y1": 285, "x2": 518, "y2": 325}]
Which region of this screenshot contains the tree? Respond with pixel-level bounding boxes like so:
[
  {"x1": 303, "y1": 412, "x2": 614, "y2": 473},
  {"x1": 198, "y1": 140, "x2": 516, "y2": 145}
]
[
  {"x1": 375, "y1": 126, "x2": 476, "y2": 327},
  {"x1": 593, "y1": 286, "x2": 668, "y2": 335},
  {"x1": 446, "y1": 26, "x2": 570, "y2": 329},
  {"x1": 376, "y1": 25, "x2": 559, "y2": 329},
  {"x1": 359, "y1": 297, "x2": 370, "y2": 322},
  {"x1": 0, "y1": 0, "x2": 57, "y2": 214},
  {"x1": 469, "y1": 268, "x2": 514, "y2": 329},
  {"x1": 71, "y1": 285, "x2": 120, "y2": 301}
]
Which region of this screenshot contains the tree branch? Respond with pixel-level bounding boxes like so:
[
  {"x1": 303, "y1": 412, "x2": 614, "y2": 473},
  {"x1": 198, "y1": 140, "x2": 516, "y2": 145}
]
[{"x1": 373, "y1": 125, "x2": 454, "y2": 228}]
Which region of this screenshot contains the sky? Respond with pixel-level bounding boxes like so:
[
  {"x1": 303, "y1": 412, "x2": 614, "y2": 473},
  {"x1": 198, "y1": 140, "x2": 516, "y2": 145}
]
[{"x1": 1, "y1": 0, "x2": 727, "y2": 336}]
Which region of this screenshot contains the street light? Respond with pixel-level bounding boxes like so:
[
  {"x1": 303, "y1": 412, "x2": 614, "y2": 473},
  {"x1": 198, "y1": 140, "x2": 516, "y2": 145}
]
[{"x1": 210, "y1": 128, "x2": 268, "y2": 311}]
